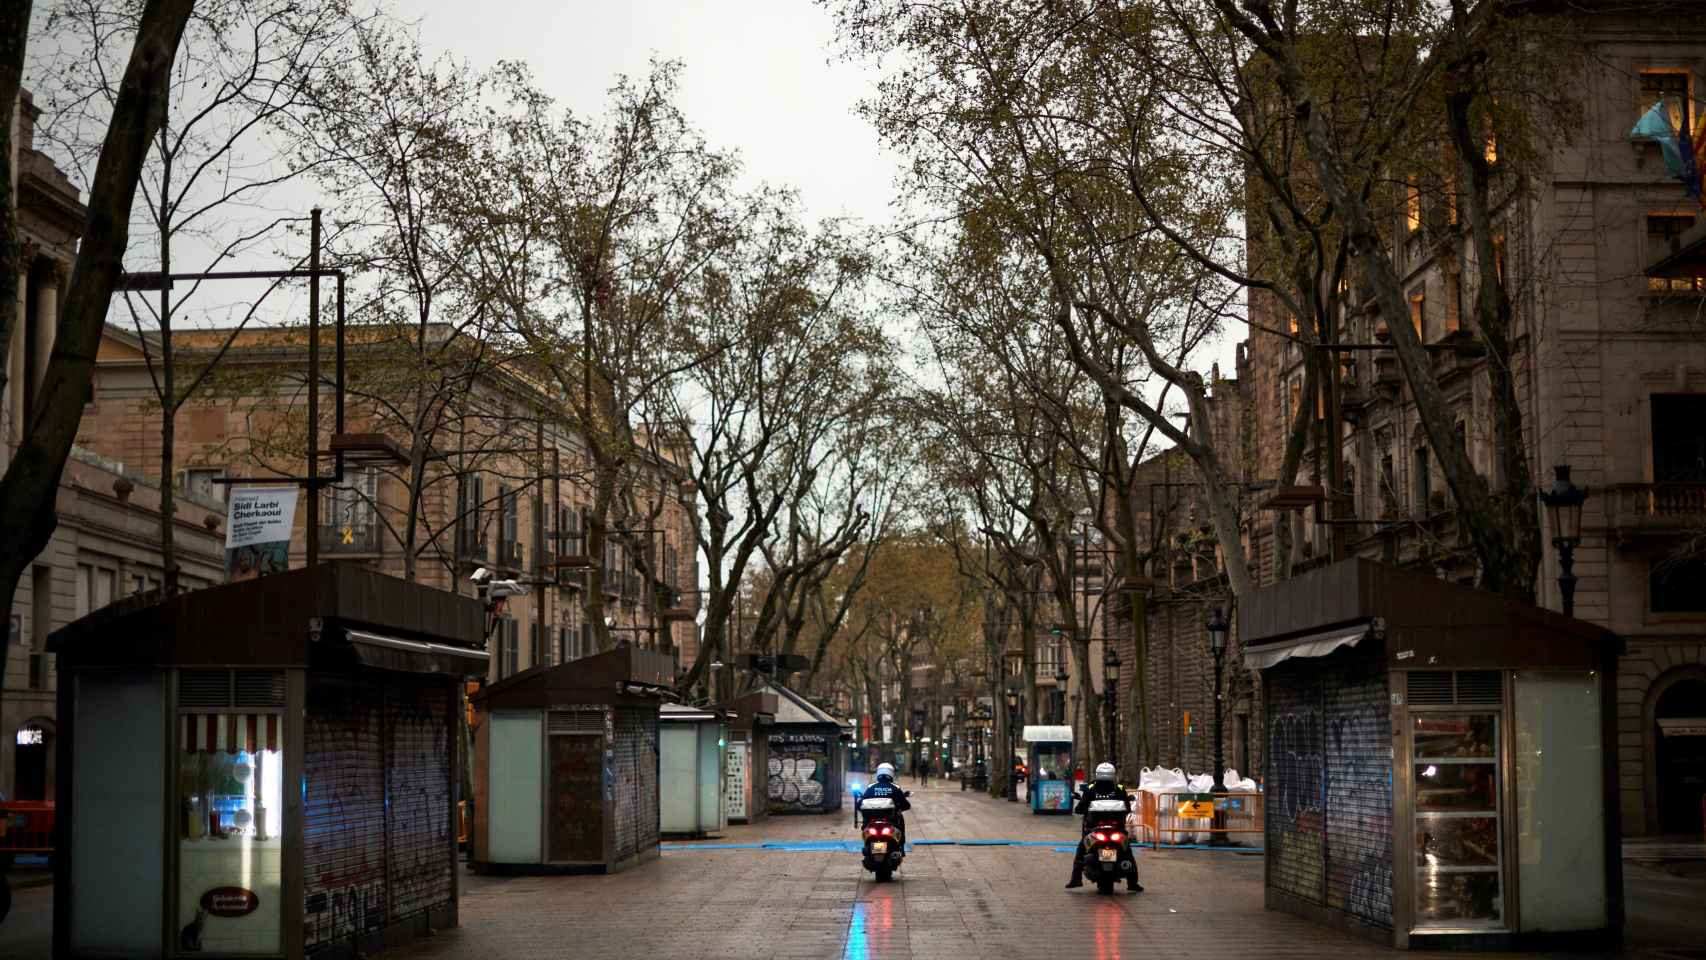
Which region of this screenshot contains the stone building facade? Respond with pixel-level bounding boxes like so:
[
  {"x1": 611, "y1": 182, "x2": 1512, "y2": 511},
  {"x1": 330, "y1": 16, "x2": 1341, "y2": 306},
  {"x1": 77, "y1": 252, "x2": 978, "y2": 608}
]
[
  {"x1": 1111, "y1": 12, "x2": 1706, "y2": 834},
  {"x1": 77, "y1": 323, "x2": 701, "y2": 685}
]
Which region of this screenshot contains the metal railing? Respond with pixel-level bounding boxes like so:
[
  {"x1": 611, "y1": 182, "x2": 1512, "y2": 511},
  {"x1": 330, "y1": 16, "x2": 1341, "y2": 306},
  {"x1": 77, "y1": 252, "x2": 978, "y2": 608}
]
[{"x1": 318, "y1": 523, "x2": 384, "y2": 554}]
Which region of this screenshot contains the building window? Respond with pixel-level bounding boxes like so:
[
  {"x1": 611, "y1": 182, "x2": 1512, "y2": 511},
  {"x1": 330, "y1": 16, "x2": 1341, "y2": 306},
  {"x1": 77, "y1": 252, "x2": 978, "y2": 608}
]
[
  {"x1": 183, "y1": 467, "x2": 224, "y2": 504},
  {"x1": 1414, "y1": 444, "x2": 1433, "y2": 514},
  {"x1": 1491, "y1": 233, "x2": 1508, "y2": 289},
  {"x1": 1410, "y1": 290, "x2": 1427, "y2": 340},
  {"x1": 1652, "y1": 394, "x2": 1706, "y2": 483},
  {"x1": 76, "y1": 561, "x2": 116, "y2": 619},
  {"x1": 1405, "y1": 174, "x2": 1422, "y2": 233},
  {"x1": 1647, "y1": 214, "x2": 1703, "y2": 292},
  {"x1": 1639, "y1": 70, "x2": 1692, "y2": 136},
  {"x1": 1651, "y1": 556, "x2": 1706, "y2": 613},
  {"x1": 1379, "y1": 441, "x2": 1398, "y2": 519},
  {"x1": 1446, "y1": 272, "x2": 1463, "y2": 334},
  {"x1": 321, "y1": 466, "x2": 379, "y2": 552}
]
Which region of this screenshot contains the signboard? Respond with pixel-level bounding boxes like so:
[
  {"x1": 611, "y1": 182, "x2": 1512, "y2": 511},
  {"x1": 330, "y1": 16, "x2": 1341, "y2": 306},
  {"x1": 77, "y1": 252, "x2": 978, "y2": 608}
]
[
  {"x1": 16, "y1": 727, "x2": 44, "y2": 746},
  {"x1": 723, "y1": 742, "x2": 749, "y2": 820},
  {"x1": 1658, "y1": 718, "x2": 1706, "y2": 737},
  {"x1": 200, "y1": 886, "x2": 260, "y2": 917},
  {"x1": 224, "y1": 487, "x2": 298, "y2": 581},
  {"x1": 1176, "y1": 793, "x2": 1214, "y2": 819},
  {"x1": 1036, "y1": 780, "x2": 1072, "y2": 811}
]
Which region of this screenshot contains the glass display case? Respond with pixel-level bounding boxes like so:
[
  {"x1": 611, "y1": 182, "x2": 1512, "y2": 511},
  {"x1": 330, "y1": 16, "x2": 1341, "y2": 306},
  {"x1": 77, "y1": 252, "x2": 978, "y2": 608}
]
[
  {"x1": 176, "y1": 713, "x2": 285, "y2": 955},
  {"x1": 1412, "y1": 712, "x2": 1504, "y2": 929}
]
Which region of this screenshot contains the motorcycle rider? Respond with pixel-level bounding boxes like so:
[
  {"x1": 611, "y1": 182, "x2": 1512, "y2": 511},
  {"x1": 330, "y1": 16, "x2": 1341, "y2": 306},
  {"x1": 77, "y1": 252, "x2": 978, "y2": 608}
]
[
  {"x1": 857, "y1": 762, "x2": 911, "y2": 845},
  {"x1": 1065, "y1": 761, "x2": 1142, "y2": 892}
]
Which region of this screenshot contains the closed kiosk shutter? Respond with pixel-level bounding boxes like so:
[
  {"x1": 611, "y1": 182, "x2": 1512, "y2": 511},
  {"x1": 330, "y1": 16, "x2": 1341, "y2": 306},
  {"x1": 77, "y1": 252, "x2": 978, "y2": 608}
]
[
  {"x1": 385, "y1": 676, "x2": 453, "y2": 926},
  {"x1": 1323, "y1": 657, "x2": 1393, "y2": 929},
  {"x1": 1266, "y1": 662, "x2": 1325, "y2": 907},
  {"x1": 611, "y1": 708, "x2": 658, "y2": 862},
  {"x1": 304, "y1": 675, "x2": 387, "y2": 951}
]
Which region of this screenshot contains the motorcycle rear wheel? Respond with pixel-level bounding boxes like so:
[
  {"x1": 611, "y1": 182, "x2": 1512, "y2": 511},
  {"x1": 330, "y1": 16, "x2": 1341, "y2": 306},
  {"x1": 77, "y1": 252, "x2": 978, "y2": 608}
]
[
  {"x1": 875, "y1": 867, "x2": 893, "y2": 882},
  {"x1": 1095, "y1": 877, "x2": 1115, "y2": 895}
]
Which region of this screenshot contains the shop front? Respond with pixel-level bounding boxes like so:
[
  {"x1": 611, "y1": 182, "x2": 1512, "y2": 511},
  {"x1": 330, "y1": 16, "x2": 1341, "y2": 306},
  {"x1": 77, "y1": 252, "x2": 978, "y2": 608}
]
[
  {"x1": 1242, "y1": 558, "x2": 1623, "y2": 950},
  {"x1": 49, "y1": 563, "x2": 485, "y2": 960}
]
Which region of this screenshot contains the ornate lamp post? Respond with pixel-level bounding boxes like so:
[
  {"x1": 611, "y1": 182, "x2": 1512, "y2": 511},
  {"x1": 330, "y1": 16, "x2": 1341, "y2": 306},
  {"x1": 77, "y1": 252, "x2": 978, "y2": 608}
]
[
  {"x1": 1205, "y1": 606, "x2": 1231, "y2": 846},
  {"x1": 1054, "y1": 662, "x2": 1070, "y2": 724},
  {"x1": 1538, "y1": 464, "x2": 1588, "y2": 618},
  {"x1": 1102, "y1": 645, "x2": 1120, "y2": 766},
  {"x1": 1004, "y1": 680, "x2": 1021, "y2": 801}
]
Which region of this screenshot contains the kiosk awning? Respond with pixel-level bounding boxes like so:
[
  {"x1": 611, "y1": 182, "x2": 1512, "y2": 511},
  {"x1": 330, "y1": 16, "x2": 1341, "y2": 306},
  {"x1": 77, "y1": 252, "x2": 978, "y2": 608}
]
[
  {"x1": 1243, "y1": 619, "x2": 1379, "y2": 671},
  {"x1": 343, "y1": 628, "x2": 488, "y2": 676}
]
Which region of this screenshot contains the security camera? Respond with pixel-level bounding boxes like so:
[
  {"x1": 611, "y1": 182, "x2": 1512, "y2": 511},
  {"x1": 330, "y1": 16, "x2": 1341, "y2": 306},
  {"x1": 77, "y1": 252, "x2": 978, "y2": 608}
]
[
  {"x1": 486, "y1": 579, "x2": 531, "y2": 599},
  {"x1": 469, "y1": 567, "x2": 492, "y2": 584}
]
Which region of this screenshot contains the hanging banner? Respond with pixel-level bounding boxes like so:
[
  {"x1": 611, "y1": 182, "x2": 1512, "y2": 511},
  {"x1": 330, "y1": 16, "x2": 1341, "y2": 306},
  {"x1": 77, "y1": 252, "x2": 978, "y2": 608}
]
[{"x1": 225, "y1": 486, "x2": 298, "y2": 581}]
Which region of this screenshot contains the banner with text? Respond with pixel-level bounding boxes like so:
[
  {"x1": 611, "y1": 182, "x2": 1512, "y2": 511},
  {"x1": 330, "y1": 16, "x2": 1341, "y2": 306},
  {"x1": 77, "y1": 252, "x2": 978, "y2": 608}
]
[{"x1": 225, "y1": 487, "x2": 298, "y2": 582}]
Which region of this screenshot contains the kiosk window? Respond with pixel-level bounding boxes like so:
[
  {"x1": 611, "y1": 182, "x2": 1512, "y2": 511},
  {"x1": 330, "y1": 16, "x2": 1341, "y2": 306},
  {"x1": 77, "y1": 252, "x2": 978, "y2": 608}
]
[{"x1": 1413, "y1": 712, "x2": 1505, "y2": 928}]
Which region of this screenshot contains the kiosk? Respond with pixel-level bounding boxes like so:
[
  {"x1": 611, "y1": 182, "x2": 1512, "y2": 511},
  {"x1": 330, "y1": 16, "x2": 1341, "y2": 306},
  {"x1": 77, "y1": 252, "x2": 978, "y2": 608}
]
[
  {"x1": 659, "y1": 703, "x2": 728, "y2": 839},
  {"x1": 49, "y1": 564, "x2": 485, "y2": 960},
  {"x1": 469, "y1": 647, "x2": 675, "y2": 874},
  {"x1": 1242, "y1": 558, "x2": 1623, "y2": 950},
  {"x1": 1022, "y1": 725, "x2": 1075, "y2": 813},
  {"x1": 720, "y1": 690, "x2": 775, "y2": 824},
  {"x1": 755, "y1": 681, "x2": 846, "y2": 815}
]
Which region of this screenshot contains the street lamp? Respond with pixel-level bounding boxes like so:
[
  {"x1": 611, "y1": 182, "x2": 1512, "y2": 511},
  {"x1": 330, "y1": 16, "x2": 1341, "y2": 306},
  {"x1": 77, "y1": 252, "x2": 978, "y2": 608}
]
[
  {"x1": 1054, "y1": 662, "x2": 1070, "y2": 724},
  {"x1": 1538, "y1": 464, "x2": 1588, "y2": 618},
  {"x1": 1102, "y1": 645, "x2": 1120, "y2": 766},
  {"x1": 1206, "y1": 605, "x2": 1231, "y2": 846},
  {"x1": 1005, "y1": 679, "x2": 1021, "y2": 802}
]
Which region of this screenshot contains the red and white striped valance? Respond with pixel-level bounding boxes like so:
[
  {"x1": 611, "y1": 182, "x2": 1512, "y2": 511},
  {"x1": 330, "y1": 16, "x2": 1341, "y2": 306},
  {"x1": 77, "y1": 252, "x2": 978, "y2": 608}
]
[{"x1": 181, "y1": 713, "x2": 280, "y2": 754}]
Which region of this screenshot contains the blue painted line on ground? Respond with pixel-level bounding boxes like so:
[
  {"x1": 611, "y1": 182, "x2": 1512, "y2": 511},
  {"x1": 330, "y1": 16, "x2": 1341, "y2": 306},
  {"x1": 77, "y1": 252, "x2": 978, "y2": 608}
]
[{"x1": 658, "y1": 839, "x2": 1265, "y2": 854}]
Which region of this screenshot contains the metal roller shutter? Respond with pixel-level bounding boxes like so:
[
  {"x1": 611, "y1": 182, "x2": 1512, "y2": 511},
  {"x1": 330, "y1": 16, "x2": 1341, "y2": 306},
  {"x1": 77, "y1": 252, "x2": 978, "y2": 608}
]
[
  {"x1": 1323, "y1": 657, "x2": 1393, "y2": 929},
  {"x1": 304, "y1": 675, "x2": 387, "y2": 951},
  {"x1": 1266, "y1": 663, "x2": 1325, "y2": 906},
  {"x1": 611, "y1": 708, "x2": 659, "y2": 862},
  {"x1": 385, "y1": 677, "x2": 453, "y2": 926}
]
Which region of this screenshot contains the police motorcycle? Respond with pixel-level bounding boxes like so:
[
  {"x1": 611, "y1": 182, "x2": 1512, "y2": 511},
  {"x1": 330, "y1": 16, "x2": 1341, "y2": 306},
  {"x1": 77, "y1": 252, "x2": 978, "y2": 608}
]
[
  {"x1": 1080, "y1": 796, "x2": 1139, "y2": 894},
  {"x1": 851, "y1": 770, "x2": 909, "y2": 882}
]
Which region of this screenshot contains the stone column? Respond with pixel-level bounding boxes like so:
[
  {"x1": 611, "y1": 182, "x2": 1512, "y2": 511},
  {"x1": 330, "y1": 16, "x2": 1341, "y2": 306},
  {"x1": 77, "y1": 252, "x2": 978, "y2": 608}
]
[
  {"x1": 7, "y1": 249, "x2": 31, "y2": 445},
  {"x1": 34, "y1": 263, "x2": 59, "y2": 400}
]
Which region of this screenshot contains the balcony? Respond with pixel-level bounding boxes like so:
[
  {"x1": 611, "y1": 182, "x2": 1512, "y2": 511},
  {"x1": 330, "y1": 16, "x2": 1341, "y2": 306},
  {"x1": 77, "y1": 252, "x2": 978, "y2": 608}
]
[
  {"x1": 1604, "y1": 483, "x2": 1706, "y2": 547},
  {"x1": 319, "y1": 523, "x2": 384, "y2": 555},
  {"x1": 495, "y1": 539, "x2": 526, "y2": 571}
]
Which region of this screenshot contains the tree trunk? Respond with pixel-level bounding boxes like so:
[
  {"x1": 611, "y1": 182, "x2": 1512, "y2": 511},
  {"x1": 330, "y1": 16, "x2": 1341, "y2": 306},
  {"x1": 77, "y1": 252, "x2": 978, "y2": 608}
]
[
  {"x1": 1446, "y1": 48, "x2": 1541, "y2": 601},
  {"x1": 0, "y1": 0, "x2": 193, "y2": 648},
  {"x1": 1217, "y1": 6, "x2": 1527, "y2": 598}
]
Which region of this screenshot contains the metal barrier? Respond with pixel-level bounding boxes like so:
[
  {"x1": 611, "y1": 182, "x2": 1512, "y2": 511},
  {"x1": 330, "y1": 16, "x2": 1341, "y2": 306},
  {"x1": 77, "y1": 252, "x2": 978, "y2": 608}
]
[
  {"x1": 0, "y1": 801, "x2": 55, "y2": 856},
  {"x1": 1134, "y1": 790, "x2": 1262, "y2": 847}
]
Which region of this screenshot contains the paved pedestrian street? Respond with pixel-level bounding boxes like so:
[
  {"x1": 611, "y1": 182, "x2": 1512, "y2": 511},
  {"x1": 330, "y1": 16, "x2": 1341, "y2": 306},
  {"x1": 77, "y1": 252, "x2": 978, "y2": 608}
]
[{"x1": 374, "y1": 780, "x2": 1700, "y2": 960}]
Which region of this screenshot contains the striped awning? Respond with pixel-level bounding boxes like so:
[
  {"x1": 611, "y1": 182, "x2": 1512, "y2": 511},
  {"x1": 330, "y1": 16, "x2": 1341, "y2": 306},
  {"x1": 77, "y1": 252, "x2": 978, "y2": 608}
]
[{"x1": 182, "y1": 713, "x2": 280, "y2": 754}]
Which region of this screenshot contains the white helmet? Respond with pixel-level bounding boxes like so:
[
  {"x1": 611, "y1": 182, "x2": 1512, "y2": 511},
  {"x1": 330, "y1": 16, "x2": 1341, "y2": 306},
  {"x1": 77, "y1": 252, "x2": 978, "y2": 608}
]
[
  {"x1": 1094, "y1": 762, "x2": 1117, "y2": 782},
  {"x1": 875, "y1": 762, "x2": 896, "y2": 781}
]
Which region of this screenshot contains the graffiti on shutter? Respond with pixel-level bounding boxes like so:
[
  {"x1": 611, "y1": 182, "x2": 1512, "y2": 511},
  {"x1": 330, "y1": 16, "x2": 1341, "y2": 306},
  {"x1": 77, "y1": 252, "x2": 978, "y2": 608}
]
[
  {"x1": 386, "y1": 677, "x2": 452, "y2": 926},
  {"x1": 1324, "y1": 658, "x2": 1393, "y2": 929},
  {"x1": 304, "y1": 675, "x2": 387, "y2": 950},
  {"x1": 1267, "y1": 664, "x2": 1325, "y2": 906},
  {"x1": 608, "y1": 708, "x2": 659, "y2": 861}
]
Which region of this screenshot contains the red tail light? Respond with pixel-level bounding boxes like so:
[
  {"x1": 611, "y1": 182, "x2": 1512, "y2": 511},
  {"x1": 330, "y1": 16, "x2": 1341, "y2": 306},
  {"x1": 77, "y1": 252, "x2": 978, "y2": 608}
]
[
  {"x1": 1092, "y1": 831, "x2": 1109, "y2": 842},
  {"x1": 880, "y1": 826, "x2": 894, "y2": 836},
  {"x1": 1109, "y1": 832, "x2": 1123, "y2": 844},
  {"x1": 865, "y1": 827, "x2": 880, "y2": 837}
]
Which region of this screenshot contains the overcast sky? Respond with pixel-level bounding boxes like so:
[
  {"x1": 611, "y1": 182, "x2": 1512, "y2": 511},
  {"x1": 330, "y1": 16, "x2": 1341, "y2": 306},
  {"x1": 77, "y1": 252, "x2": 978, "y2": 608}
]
[{"x1": 415, "y1": 0, "x2": 903, "y2": 230}]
